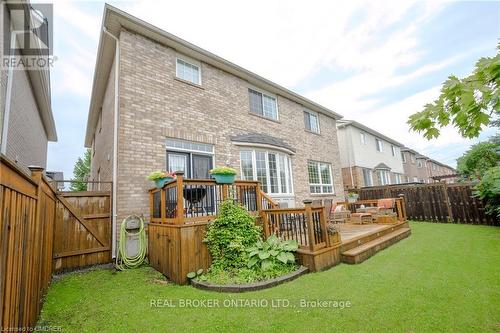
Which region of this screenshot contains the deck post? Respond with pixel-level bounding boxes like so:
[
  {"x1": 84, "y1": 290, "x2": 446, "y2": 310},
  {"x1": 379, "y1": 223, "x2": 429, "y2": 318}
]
[
  {"x1": 303, "y1": 200, "x2": 316, "y2": 252},
  {"x1": 175, "y1": 171, "x2": 184, "y2": 224},
  {"x1": 160, "y1": 188, "x2": 166, "y2": 222},
  {"x1": 397, "y1": 194, "x2": 407, "y2": 221},
  {"x1": 222, "y1": 184, "x2": 229, "y2": 201},
  {"x1": 319, "y1": 207, "x2": 331, "y2": 247}
]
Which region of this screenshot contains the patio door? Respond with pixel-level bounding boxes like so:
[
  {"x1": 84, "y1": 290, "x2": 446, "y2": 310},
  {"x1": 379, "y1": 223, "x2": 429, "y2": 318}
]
[
  {"x1": 192, "y1": 154, "x2": 212, "y2": 179},
  {"x1": 167, "y1": 151, "x2": 212, "y2": 179}
]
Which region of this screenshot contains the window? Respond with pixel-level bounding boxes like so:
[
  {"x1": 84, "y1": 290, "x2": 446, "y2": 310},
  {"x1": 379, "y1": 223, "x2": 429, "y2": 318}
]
[
  {"x1": 248, "y1": 89, "x2": 278, "y2": 120},
  {"x1": 394, "y1": 173, "x2": 402, "y2": 184},
  {"x1": 362, "y1": 168, "x2": 373, "y2": 187},
  {"x1": 239, "y1": 149, "x2": 292, "y2": 195},
  {"x1": 166, "y1": 138, "x2": 214, "y2": 178},
  {"x1": 417, "y1": 160, "x2": 423, "y2": 168},
  {"x1": 391, "y1": 145, "x2": 396, "y2": 156},
  {"x1": 308, "y1": 161, "x2": 334, "y2": 194},
  {"x1": 378, "y1": 170, "x2": 391, "y2": 185},
  {"x1": 176, "y1": 57, "x2": 201, "y2": 85},
  {"x1": 376, "y1": 139, "x2": 383, "y2": 152},
  {"x1": 304, "y1": 111, "x2": 320, "y2": 133},
  {"x1": 401, "y1": 152, "x2": 406, "y2": 163},
  {"x1": 410, "y1": 154, "x2": 416, "y2": 163},
  {"x1": 360, "y1": 132, "x2": 367, "y2": 145},
  {"x1": 413, "y1": 176, "x2": 418, "y2": 182}
]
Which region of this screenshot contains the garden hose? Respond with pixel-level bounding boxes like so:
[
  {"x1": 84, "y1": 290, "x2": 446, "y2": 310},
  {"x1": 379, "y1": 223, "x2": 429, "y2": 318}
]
[{"x1": 115, "y1": 215, "x2": 148, "y2": 270}]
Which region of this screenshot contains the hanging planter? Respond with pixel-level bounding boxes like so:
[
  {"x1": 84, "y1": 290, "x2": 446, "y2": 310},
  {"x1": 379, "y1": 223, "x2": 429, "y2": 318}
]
[
  {"x1": 209, "y1": 167, "x2": 237, "y2": 184},
  {"x1": 147, "y1": 171, "x2": 176, "y2": 189}
]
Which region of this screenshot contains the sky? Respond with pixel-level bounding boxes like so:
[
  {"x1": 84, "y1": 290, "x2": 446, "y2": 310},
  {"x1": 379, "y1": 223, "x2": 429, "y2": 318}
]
[{"x1": 42, "y1": 0, "x2": 500, "y2": 179}]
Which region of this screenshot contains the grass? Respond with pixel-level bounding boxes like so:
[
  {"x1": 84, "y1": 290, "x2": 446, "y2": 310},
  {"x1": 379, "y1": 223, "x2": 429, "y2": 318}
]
[{"x1": 38, "y1": 221, "x2": 500, "y2": 332}]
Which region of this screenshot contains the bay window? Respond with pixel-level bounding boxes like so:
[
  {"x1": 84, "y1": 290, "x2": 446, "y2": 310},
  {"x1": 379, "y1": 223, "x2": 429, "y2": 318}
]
[
  {"x1": 378, "y1": 170, "x2": 391, "y2": 185},
  {"x1": 308, "y1": 161, "x2": 334, "y2": 194},
  {"x1": 239, "y1": 149, "x2": 293, "y2": 195}
]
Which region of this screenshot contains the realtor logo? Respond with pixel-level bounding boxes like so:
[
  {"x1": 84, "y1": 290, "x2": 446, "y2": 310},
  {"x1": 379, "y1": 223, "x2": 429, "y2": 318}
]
[{"x1": 2, "y1": 2, "x2": 54, "y2": 69}]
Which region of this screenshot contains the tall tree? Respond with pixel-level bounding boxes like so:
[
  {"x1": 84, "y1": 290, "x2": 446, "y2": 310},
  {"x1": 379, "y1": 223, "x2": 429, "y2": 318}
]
[
  {"x1": 408, "y1": 45, "x2": 499, "y2": 139},
  {"x1": 456, "y1": 142, "x2": 500, "y2": 180},
  {"x1": 70, "y1": 149, "x2": 91, "y2": 191}
]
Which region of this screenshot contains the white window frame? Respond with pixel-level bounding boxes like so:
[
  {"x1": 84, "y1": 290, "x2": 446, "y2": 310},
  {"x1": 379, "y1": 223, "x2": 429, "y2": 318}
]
[
  {"x1": 376, "y1": 138, "x2": 383, "y2": 152},
  {"x1": 401, "y1": 152, "x2": 407, "y2": 163},
  {"x1": 175, "y1": 56, "x2": 201, "y2": 85},
  {"x1": 417, "y1": 160, "x2": 423, "y2": 168},
  {"x1": 391, "y1": 145, "x2": 396, "y2": 156},
  {"x1": 165, "y1": 138, "x2": 215, "y2": 178},
  {"x1": 362, "y1": 168, "x2": 373, "y2": 187},
  {"x1": 248, "y1": 87, "x2": 279, "y2": 121},
  {"x1": 394, "y1": 173, "x2": 402, "y2": 184},
  {"x1": 378, "y1": 170, "x2": 391, "y2": 185},
  {"x1": 308, "y1": 161, "x2": 334, "y2": 194},
  {"x1": 304, "y1": 110, "x2": 320, "y2": 134},
  {"x1": 239, "y1": 149, "x2": 293, "y2": 195},
  {"x1": 360, "y1": 132, "x2": 367, "y2": 145}
]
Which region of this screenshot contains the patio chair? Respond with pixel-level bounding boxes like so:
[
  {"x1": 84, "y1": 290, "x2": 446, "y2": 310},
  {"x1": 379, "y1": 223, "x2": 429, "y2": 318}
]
[{"x1": 329, "y1": 203, "x2": 351, "y2": 224}]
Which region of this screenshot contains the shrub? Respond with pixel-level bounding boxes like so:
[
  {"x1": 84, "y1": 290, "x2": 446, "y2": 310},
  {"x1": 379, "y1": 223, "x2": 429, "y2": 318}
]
[
  {"x1": 246, "y1": 234, "x2": 298, "y2": 271},
  {"x1": 474, "y1": 166, "x2": 500, "y2": 217},
  {"x1": 204, "y1": 200, "x2": 261, "y2": 269}
]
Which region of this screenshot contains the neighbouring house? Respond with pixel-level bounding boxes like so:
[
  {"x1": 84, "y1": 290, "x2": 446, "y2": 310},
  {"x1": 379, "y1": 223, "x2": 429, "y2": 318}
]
[
  {"x1": 401, "y1": 148, "x2": 430, "y2": 183},
  {"x1": 336, "y1": 120, "x2": 405, "y2": 189},
  {"x1": 401, "y1": 148, "x2": 457, "y2": 183},
  {"x1": 45, "y1": 171, "x2": 64, "y2": 190},
  {"x1": 84, "y1": 5, "x2": 345, "y2": 254},
  {"x1": 0, "y1": 1, "x2": 57, "y2": 172},
  {"x1": 426, "y1": 159, "x2": 457, "y2": 183}
]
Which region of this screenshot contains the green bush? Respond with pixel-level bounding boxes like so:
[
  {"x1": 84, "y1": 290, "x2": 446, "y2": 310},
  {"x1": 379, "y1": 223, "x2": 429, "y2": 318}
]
[
  {"x1": 204, "y1": 200, "x2": 261, "y2": 270},
  {"x1": 474, "y1": 166, "x2": 500, "y2": 217},
  {"x1": 246, "y1": 234, "x2": 298, "y2": 271}
]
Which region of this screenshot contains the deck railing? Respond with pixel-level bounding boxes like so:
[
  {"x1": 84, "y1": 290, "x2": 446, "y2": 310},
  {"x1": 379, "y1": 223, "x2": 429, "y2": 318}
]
[
  {"x1": 149, "y1": 171, "x2": 267, "y2": 224},
  {"x1": 261, "y1": 200, "x2": 331, "y2": 253}
]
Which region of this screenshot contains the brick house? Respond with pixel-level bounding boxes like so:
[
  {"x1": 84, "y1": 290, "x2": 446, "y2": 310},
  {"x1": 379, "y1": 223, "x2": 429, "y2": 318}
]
[
  {"x1": 84, "y1": 5, "x2": 345, "y2": 254},
  {"x1": 337, "y1": 120, "x2": 405, "y2": 188},
  {"x1": 401, "y1": 148, "x2": 457, "y2": 183},
  {"x1": 0, "y1": 1, "x2": 57, "y2": 172}
]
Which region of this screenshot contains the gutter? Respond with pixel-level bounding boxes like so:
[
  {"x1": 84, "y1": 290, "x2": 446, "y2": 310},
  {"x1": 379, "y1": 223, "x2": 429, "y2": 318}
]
[{"x1": 103, "y1": 27, "x2": 119, "y2": 259}]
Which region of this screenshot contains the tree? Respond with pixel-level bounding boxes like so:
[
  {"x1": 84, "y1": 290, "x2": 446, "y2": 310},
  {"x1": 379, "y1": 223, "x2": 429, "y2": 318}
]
[
  {"x1": 408, "y1": 45, "x2": 500, "y2": 139},
  {"x1": 70, "y1": 149, "x2": 91, "y2": 191},
  {"x1": 456, "y1": 142, "x2": 500, "y2": 180},
  {"x1": 474, "y1": 166, "x2": 500, "y2": 218}
]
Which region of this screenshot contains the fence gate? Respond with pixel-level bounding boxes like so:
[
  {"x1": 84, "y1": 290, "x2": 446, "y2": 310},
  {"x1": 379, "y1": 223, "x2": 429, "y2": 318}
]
[{"x1": 53, "y1": 191, "x2": 112, "y2": 273}]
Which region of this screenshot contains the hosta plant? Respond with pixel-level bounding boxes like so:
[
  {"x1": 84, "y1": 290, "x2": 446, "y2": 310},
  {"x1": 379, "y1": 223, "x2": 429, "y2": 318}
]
[{"x1": 246, "y1": 234, "x2": 298, "y2": 271}]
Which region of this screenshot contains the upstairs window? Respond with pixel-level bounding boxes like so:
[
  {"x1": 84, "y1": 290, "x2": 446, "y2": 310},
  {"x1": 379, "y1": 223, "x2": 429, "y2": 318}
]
[
  {"x1": 176, "y1": 57, "x2": 201, "y2": 85},
  {"x1": 401, "y1": 152, "x2": 407, "y2": 163},
  {"x1": 376, "y1": 139, "x2": 383, "y2": 152},
  {"x1": 360, "y1": 132, "x2": 367, "y2": 145},
  {"x1": 391, "y1": 145, "x2": 396, "y2": 156},
  {"x1": 410, "y1": 154, "x2": 416, "y2": 163},
  {"x1": 308, "y1": 161, "x2": 334, "y2": 194},
  {"x1": 248, "y1": 89, "x2": 278, "y2": 120},
  {"x1": 304, "y1": 110, "x2": 320, "y2": 133},
  {"x1": 417, "y1": 160, "x2": 423, "y2": 168}
]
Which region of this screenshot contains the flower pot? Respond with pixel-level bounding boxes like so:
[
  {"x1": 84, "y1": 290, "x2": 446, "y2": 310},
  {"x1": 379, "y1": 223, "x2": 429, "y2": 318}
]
[
  {"x1": 211, "y1": 174, "x2": 236, "y2": 184},
  {"x1": 347, "y1": 194, "x2": 359, "y2": 203},
  {"x1": 155, "y1": 177, "x2": 174, "y2": 189}
]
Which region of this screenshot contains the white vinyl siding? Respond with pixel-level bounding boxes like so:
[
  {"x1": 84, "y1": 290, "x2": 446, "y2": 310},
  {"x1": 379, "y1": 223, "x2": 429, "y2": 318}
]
[
  {"x1": 176, "y1": 58, "x2": 201, "y2": 85},
  {"x1": 239, "y1": 149, "x2": 292, "y2": 195},
  {"x1": 308, "y1": 161, "x2": 334, "y2": 194},
  {"x1": 248, "y1": 89, "x2": 278, "y2": 120},
  {"x1": 304, "y1": 110, "x2": 320, "y2": 133}
]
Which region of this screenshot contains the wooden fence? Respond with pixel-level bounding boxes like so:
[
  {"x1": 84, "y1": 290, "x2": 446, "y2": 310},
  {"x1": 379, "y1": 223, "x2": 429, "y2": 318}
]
[
  {"x1": 355, "y1": 183, "x2": 499, "y2": 226},
  {"x1": 0, "y1": 155, "x2": 112, "y2": 330}
]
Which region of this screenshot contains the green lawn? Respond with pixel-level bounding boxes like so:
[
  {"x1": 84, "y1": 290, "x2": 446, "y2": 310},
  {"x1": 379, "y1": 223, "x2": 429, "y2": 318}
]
[{"x1": 38, "y1": 222, "x2": 500, "y2": 332}]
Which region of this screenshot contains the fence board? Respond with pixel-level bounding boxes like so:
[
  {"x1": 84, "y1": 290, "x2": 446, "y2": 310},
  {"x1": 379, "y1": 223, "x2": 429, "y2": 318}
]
[{"x1": 355, "y1": 183, "x2": 499, "y2": 226}]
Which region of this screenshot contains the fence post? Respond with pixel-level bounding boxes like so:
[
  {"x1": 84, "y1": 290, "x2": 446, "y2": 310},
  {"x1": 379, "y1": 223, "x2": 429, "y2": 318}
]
[
  {"x1": 442, "y1": 182, "x2": 453, "y2": 222},
  {"x1": 175, "y1": 171, "x2": 184, "y2": 224},
  {"x1": 256, "y1": 183, "x2": 262, "y2": 213},
  {"x1": 303, "y1": 200, "x2": 316, "y2": 252},
  {"x1": 319, "y1": 206, "x2": 330, "y2": 247}
]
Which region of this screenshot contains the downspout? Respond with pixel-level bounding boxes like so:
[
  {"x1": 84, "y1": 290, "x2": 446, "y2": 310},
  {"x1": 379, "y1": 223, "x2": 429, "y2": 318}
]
[
  {"x1": 1, "y1": 24, "x2": 17, "y2": 154},
  {"x1": 346, "y1": 128, "x2": 354, "y2": 188},
  {"x1": 103, "y1": 27, "x2": 119, "y2": 259}
]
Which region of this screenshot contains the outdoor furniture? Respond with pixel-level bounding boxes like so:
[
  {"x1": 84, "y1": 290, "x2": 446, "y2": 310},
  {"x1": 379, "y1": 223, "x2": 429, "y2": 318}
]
[
  {"x1": 183, "y1": 188, "x2": 207, "y2": 215},
  {"x1": 351, "y1": 213, "x2": 372, "y2": 224},
  {"x1": 329, "y1": 203, "x2": 351, "y2": 224}
]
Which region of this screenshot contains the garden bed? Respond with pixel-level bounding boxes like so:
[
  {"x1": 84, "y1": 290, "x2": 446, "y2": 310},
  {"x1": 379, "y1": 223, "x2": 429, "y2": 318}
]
[{"x1": 190, "y1": 266, "x2": 309, "y2": 292}]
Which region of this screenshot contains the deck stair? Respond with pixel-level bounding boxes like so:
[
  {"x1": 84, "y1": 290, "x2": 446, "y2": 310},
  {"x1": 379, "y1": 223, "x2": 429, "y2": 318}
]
[{"x1": 340, "y1": 222, "x2": 411, "y2": 264}]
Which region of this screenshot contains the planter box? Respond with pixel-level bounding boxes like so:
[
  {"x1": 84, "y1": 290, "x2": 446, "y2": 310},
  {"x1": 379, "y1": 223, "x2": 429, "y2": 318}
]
[
  {"x1": 155, "y1": 177, "x2": 174, "y2": 189},
  {"x1": 211, "y1": 174, "x2": 236, "y2": 184}
]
